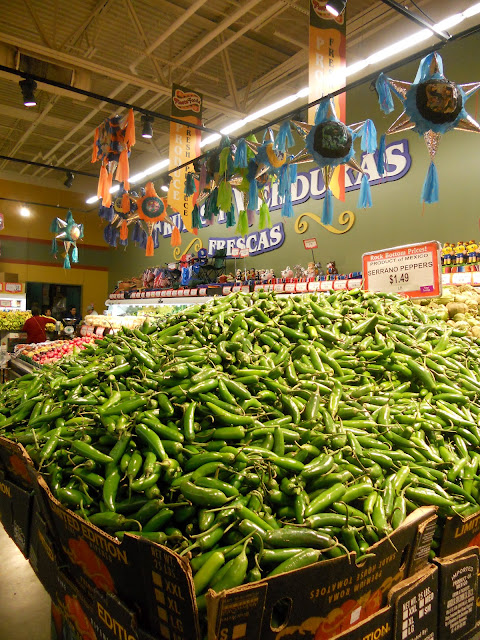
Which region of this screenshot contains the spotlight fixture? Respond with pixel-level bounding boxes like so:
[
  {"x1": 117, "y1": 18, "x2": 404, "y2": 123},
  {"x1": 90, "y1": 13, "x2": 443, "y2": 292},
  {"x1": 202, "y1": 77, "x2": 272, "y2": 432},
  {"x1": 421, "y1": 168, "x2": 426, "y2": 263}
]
[
  {"x1": 19, "y1": 205, "x2": 31, "y2": 217},
  {"x1": 19, "y1": 78, "x2": 37, "y2": 107},
  {"x1": 160, "y1": 175, "x2": 172, "y2": 192},
  {"x1": 326, "y1": 0, "x2": 347, "y2": 17},
  {"x1": 64, "y1": 171, "x2": 75, "y2": 188},
  {"x1": 141, "y1": 115, "x2": 154, "y2": 139}
]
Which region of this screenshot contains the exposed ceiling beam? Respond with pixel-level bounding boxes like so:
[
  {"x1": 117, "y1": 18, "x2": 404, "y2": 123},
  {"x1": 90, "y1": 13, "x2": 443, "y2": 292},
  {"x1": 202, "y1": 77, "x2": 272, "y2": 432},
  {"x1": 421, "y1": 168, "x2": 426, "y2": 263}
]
[
  {"x1": 0, "y1": 32, "x2": 246, "y2": 118},
  {"x1": 379, "y1": 0, "x2": 450, "y2": 41}
]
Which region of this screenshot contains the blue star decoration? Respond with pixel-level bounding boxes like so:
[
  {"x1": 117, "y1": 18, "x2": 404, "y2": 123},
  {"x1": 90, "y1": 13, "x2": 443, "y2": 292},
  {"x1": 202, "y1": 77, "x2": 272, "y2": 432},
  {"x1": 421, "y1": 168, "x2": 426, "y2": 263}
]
[
  {"x1": 288, "y1": 98, "x2": 377, "y2": 225},
  {"x1": 50, "y1": 210, "x2": 84, "y2": 269},
  {"x1": 376, "y1": 52, "x2": 480, "y2": 204}
]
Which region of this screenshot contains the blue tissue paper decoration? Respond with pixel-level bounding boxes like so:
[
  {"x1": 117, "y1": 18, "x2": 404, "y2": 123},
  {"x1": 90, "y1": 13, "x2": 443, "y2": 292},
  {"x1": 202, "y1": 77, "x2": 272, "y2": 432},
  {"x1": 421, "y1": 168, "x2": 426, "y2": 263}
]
[
  {"x1": 358, "y1": 174, "x2": 373, "y2": 209},
  {"x1": 421, "y1": 161, "x2": 439, "y2": 204},
  {"x1": 322, "y1": 188, "x2": 334, "y2": 226}
]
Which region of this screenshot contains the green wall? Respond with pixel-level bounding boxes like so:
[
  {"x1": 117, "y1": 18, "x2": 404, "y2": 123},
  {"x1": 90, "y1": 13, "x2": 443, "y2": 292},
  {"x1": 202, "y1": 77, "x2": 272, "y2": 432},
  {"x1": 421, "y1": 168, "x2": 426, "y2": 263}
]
[{"x1": 108, "y1": 33, "x2": 480, "y2": 292}]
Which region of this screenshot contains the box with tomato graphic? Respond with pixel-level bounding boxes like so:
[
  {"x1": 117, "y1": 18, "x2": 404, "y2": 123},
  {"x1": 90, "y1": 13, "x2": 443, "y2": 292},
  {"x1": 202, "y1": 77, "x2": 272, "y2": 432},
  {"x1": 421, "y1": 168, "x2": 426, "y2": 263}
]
[
  {"x1": 205, "y1": 507, "x2": 436, "y2": 640},
  {"x1": 332, "y1": 564, "x2": 438, "y2": 640},
  {"x1": 49, "y1": 567, "x2": 157, "y2": 640},
  {"x1": 0, "y1": 469, "x2": 33, "y2": 557},
  {"x1": 0, "y1": 435, "x2": 38, "y2": 491},
  {"x1": 36, "y1": 475, "x2": 437, "y2": 640}
]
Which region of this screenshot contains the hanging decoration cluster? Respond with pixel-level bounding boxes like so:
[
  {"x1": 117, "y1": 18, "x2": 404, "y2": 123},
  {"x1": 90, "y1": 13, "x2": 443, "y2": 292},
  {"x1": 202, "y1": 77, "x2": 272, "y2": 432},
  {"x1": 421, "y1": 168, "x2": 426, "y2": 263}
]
[
  {"x1": 91, "y1": 109, "x2": 136, "y2": 208},
  {"x1": 50, "y1": 211, "x2": 83, "y2": 269},
  {"x1": 376, "y1": 52, "x2": 480, "y2": 204},
  {"x1": 98, "y1": 182, "x2": 180, "y2": 256}
]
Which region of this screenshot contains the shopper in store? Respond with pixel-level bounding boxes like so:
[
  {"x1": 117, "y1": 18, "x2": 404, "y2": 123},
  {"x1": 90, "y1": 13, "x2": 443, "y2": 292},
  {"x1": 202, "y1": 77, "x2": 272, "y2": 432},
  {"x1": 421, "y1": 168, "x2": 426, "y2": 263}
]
[
  {"x1": 86, "y1": 303, "x2": 98, "y2": 316},
  {"x1": 42, "y1": 307, "x2": 53, "y2": 317},
  {"x1": 64, "y1": 306, "x2": 82, "y2": 327},
  {"x1": 22, "y1": 305, "x2": 51, "y2": 344}
]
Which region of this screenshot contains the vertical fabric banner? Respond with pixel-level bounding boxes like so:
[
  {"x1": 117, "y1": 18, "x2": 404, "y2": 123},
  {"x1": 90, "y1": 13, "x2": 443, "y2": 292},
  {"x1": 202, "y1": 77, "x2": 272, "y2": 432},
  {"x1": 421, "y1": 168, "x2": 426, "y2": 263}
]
[
  {"x1": 309, "y1": 1, "x2": 347, "y2": 200},
  {"x1": 168, "y1": 84, "x2": 203, "y2": 233}
]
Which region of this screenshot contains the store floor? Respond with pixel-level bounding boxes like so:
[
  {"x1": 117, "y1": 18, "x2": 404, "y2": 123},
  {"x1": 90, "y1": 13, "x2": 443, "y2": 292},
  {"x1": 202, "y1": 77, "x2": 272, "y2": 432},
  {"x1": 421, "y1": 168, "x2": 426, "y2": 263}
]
[{"x1": 0, "y1": 523, "x2": 51, "y2": 640}]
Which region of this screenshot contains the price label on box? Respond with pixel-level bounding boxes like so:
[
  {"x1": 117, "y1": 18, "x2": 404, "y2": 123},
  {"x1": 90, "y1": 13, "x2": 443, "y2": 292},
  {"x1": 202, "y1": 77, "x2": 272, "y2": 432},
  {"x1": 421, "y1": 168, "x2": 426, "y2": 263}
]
[
  {"x1": 348, "y1": 278, "x2": 363, "y2": 290},
  {"x1": 171, "y1": 290, "x2": 178, "y2": 297},
  {"x1": 333, "y1": 280, "x2": 347, "y2": 290},
  {"x1": 452, "y1": 272, "x2": 472, "y2": 285},
  {"x1": 308, "y1": 281, "x2": 320, "y2": 291},
  {"x1": 363, "y1": 241, "x2": 442, "y2": 298},
  {"x1": 95, "y1": 327, "x2": 104, "y2": 337},
  {"x1": 80, "y1": 325, "x2": 88, "y2": 336},
  {"x1": 285, "y1": 283, "x2": 296, "y2": 293},
  {"x1": 320, "y1": 281, "x2": 332, "y2": 291},
  {"x1": 223, "y1": 286, "x2": 232, "y2": 295},
  {"x1": 199, "y1": 288, "x2": 207, "y2": 296},
  {"x1": 190, "y1": 288, "x2": 198, "y2": 296},
  {"x1": 274, "y1": 283, "x2": 285, "y2": 293},
  {"x1": 296, "y1": 282, "x2": 308, "y2": 293},
  {"x1": 241, "y1": 286, "x2": 250, "y2": 294},
  {"x1": 178, "y1": 289, "x2": 184, "y2": 296},
  {"x1": 165, "y1": 289, "x2": 172, "y2": 297},
  {"x1": 232, "y1": 286, "x2": 241, "y2": 293}
]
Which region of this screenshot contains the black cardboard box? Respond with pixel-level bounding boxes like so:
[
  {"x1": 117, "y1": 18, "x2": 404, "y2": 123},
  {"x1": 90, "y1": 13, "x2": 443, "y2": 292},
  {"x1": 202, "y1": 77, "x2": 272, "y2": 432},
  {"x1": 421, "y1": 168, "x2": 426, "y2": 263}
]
[
  {"x1": 435, "y1": 547, "x2": 479, "y2": 640},
  {"x1": 0, "y1": 472, "x2": 33, "y2": 557},
  {"x1": 0, "y1": 435, "x2": 37, "y2": 490},
  {"x1": 49, "y1": 568, "x2": 157, "y2": 640},
  {"x1": 35, "y1": 475, "x2": 436, "y2": 640},
  {"x1": 331, "y1": 564, "x2": 438, "y2": 640},
  {"x1": 29, "y1": 501, "x2": 63, "y2": 599}
]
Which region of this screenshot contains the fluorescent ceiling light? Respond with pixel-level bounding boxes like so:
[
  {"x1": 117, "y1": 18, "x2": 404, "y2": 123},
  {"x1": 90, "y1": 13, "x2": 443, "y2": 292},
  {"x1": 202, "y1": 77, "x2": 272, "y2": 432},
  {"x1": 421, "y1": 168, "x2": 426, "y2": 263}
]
[
  {"x1": 464, "y1": 3, "x2": 480, "y2": 17},
  {"x1": 85, "y1": 3, "x2": 480, "y2": 204}
]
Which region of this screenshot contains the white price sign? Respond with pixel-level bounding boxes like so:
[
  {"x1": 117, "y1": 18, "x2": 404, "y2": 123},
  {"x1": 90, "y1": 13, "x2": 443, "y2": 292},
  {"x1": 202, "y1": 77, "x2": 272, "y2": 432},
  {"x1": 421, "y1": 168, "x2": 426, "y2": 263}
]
[
  {"x1": 333, "y1": 280, "x2": 347, "y2": 290},
  {"x1": 308, "y1": 281, "x2": 320, "y2": 291},
  {"x1": 320, "y1": 281, "x2": 332, "y2": 291},
  {"x1": 348, "y1": 278, "x2": 363, "y2": 290},
  {"x1": 363, "y1": 241, "x2": 442, "y2": 298},
  {"x1": 239, "y1": 248, "x2": 250, "y2": 258},
  {"x1": 285, "y1": 283, "x2": 296, "y2": 293},
  {"x1": 296, "y1": 282, "x2": 308, "y2": 293},
  {"x1": 452, "y1": 272, "x2": 472, "y2": 285}
]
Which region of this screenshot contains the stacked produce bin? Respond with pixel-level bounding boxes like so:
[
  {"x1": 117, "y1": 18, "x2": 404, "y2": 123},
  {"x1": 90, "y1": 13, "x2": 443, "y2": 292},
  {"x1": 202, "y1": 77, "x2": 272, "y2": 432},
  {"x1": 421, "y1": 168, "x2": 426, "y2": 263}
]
[{"x1": 1, "y1": 290, "x2": 480, "y2": 639}]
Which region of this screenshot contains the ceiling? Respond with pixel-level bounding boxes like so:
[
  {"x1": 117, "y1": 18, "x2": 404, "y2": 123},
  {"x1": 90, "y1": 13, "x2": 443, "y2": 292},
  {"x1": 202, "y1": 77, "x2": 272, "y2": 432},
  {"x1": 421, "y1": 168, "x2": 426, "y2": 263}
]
[{"x1": 0, "y1": 0, "x2": 477, "y2": 196}]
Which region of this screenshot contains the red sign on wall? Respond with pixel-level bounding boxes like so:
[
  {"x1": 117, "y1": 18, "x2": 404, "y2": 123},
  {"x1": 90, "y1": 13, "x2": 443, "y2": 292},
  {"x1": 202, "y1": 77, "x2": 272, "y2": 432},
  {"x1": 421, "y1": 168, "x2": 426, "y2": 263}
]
[{"x1": 303, "y1": 238, "x2": 318, "y2": 250}]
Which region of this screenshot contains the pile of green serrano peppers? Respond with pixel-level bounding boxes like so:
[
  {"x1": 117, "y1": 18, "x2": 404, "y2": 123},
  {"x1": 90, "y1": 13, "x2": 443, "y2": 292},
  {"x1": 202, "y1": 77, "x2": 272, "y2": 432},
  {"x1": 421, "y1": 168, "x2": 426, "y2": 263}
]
[{"x1": 2, "y1": 289, "x2": 480, "y2": 605}]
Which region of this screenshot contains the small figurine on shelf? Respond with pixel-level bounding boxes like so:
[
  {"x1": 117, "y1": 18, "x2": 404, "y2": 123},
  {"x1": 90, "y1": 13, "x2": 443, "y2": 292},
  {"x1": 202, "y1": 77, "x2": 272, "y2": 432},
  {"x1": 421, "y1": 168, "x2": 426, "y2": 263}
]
[
  {"x1": 218, "y1": 273, "x2": 228, "y2": 284},
  {"x1": 454, "y1": 241, "x2": 466, "y2": 268},
  {"x1": 265, "y1": 268, "x2": 275, "y2": 281},
  {"x1": 281, "y1": 266, "x2": 294, "y2": 281},
  {"x1": 316, "y1": 262, "x2": 325, "y2": 277},
  {"x1": 441, "y1": 243, "x2": 453, "y2": 272},
  {"x1": 326, "y1": 261, "x2": 338, "y2": 276},
  {"x1": 235, "y1": 269, "x2": 243, "y2": 282},
  {"x1": 306, "y1": 262, "x2": 318, "y2": 279},
  {"x1": 467, "y1": 240, "x2": 478, "y2": 271},
  {"x1": 293, "y1": 265, "x2": 305, "y2": 279}
]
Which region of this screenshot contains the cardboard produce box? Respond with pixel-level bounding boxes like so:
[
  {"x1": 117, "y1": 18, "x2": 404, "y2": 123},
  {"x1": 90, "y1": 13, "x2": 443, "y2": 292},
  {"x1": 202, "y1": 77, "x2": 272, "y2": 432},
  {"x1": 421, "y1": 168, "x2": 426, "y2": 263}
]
[
  {"x1": 434, "y1": 547, "x2": 479, "y2": 640},
  {"x1": 49, "y1": 567, "x2": 157, "y2": 640},
  {"x1": 29, "y1": 501, "x2": 62, "y2": 599},
  {"x1": 439, "y1": 510, "x2": 480, "y2": 557},
  {"x1": 0, "y1": 435, "x2": 38, "y2": 490},
  {"x1": 332, "y1": 564, "x2": 438, "y2": 640},
  {"x1": 0, "y1": 470, "x2": 33, "y2": 557},
  {"x1": 34, "y1": 472, "x2": 437, "y2": 640}
]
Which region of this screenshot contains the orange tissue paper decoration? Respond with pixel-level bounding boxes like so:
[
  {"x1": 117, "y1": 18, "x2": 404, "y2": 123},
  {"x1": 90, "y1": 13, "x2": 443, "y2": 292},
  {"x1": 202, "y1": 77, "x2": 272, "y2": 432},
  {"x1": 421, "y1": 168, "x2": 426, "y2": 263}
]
[
  {"x1": 170, "y1": 225, "x2": 181, "y2": 247},
  {"x1": 91, "y1": 108, "x2": 136, "y2": 204}
]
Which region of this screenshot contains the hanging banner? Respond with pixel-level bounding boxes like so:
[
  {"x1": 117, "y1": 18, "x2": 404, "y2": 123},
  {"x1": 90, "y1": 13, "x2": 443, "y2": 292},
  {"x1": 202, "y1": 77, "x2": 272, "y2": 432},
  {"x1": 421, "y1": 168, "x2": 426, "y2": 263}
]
[
  {"x1": 309, "y1": 1, "x2": 347, "y2": 201},
  {"x1": 168, "y1": 84, "x2": 203, "y2": 233}
]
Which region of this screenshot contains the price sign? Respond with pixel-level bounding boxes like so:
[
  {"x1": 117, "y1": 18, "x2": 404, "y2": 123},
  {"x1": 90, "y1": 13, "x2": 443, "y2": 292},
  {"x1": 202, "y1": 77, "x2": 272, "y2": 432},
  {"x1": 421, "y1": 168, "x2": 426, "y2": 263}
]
[
  {"x1": 171, "y1": 289, "x2": 178, "y2": 297},
  {"x1": 5, "y1": 282, "x2": 24, "y2": 293},
  {"x1": 472, "y1": 272, "x2": 480, "y2": 286},
  {"x1": 241, "y1": 286, "x2": 250, "y2": 294},
  {"x1": 442, "y1": 273, "x2": 451, "y2": 285},
  {"x1": 308, "y1": 281, "x2": 320, "y2": 291},
  {"x1": 303, "y1": 238, "x2": 318, "y2": 250},
  {"x1": 231, "y1": 248, "x2": 241, "y2": 258},
  {"x1": 80, "y1": 325, "x2": 88, "y2": 336},
  {"x1": 190, "y1": 288, "x2": 198, "y2": 296},
  {"x1": 296, "y1": 282, "x2": 308, "y2": 293},
  {"x1": 274, "y1": 283, "x2": 285, "y2": 293},
  {"x1": 333, "y1": 280, "x2": 347, "y2": 290},
  {"x1": 95, "y1": 327, "x2": 104, "y2": 337},
  {"x1": 178, "y1": 289, "x2": 184, "y2": 296},
  {"x1": 285, "y1": 283, "x2": 296, "y2": 293},
  {"x1": 199, "y1": 288, "x2": 208, "y2": 296},
  {"x1": 452, "y1": 273, "x2": 472, "y2": 285},
  {"x1": 232, "y1": 286, "x2": 241, "y2": 293},
  {"x1": 165, "y1": 289, "x2": 172, "y2": 297},
  {"x1": 0, "y1": 213, "x2": 4, "y2": 231},
  {"x1": 223, "y1": 286, "x2": 232, "y2": 295},
  {"x1": 363, "y1": 241, "x2": 442, "y2": 298},
  {"x1": 240, "y1": 248, "x2": 250, "y2": 258},
  {"x1": 348, "y1": 278, "x2": 363, "y2": 290},
  {"x1": 320, "y1": 281, "x2": 332, "y2": 291}
]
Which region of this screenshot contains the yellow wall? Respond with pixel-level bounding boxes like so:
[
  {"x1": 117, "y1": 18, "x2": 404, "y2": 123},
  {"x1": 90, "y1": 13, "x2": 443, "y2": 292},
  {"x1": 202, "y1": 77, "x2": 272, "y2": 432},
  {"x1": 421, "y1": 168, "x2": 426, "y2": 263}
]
[{"x1": 0, "y1": 178, "x2": 109, "y2": 314}]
